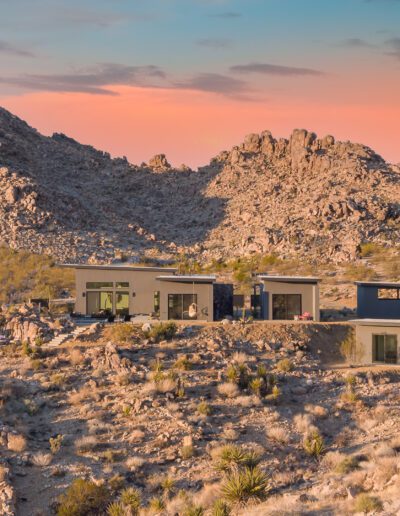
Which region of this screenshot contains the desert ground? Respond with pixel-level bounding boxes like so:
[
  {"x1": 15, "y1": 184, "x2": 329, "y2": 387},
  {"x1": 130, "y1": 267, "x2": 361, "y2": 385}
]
[{"x1": 0, "y1": 321, "x2": 399, "y2": 515}]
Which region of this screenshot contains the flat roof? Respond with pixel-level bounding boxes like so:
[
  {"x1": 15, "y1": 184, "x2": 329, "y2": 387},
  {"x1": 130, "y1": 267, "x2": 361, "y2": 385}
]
[
  {"x1": 60, "y1": 264, "x2": 177, "y2": 273},
  {"x1": 355, "y1": 281, "x2": 400, "y2": 288},
  {"x1": 157, "y1": 275, "x2": 216, "y2": 284},
  {"x1": 258, "y1": 275, "x2": 320, "y2": 284},
  {"x1": 351, "y1": 319, "x2": 400, "y2": 327}
]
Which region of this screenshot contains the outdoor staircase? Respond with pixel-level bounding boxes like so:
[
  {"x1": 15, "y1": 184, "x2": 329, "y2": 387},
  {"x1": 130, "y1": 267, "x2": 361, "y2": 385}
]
[{"x1": 46, "y1": 325, "x2": 88, "y2": 348}]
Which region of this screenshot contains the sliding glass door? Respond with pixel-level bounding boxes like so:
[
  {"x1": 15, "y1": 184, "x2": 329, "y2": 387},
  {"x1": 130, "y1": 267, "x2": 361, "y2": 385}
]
[
  {"x1": 272, "y1": 294, "x2": 302, "y2": 320},
  {"x1": 168, "y1": 294, "x2": 198, "y2": 320},
  {"x1": 373, "y1": 334, "x2": 398, "y2": 364},
  {"x1": 86, "y1": 291, "x2": 113, "y2": 316}
]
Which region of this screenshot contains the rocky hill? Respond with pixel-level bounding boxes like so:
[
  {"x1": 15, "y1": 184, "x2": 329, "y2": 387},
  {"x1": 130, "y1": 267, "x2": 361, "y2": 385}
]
[{"x1": 0, "y1": 106, "x2": 399, "y2": 264}]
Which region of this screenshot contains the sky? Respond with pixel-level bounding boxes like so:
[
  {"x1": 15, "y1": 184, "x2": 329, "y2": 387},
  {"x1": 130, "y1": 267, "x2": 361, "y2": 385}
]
[{"x1": 0, "y1": 0, "x2": 399, "y2": 167}]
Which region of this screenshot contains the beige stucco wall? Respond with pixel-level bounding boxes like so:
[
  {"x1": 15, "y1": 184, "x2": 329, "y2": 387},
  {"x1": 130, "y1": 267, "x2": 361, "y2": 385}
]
[
  {"x1": 355, "y1": 324, "x2": 400, "y2": 364},
  {"x1": 75, "y1": 268, "x2": 174, "y2": 316},
  {"x1": 158, "y1": 281, "x2": 214, "y2": 322},
  {"x1": 261, "y1": 280, "x2": 320, "y2": 321}
]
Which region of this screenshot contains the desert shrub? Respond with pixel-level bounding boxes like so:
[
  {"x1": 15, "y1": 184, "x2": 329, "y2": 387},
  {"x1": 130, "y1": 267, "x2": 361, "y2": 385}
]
[
  {"x1": 174, "y1": 356, "x2": 192, "y2": 371},
  {"x1": 344, "y1": 263, "x2": 376, "y2": 281},
  {"x1": 69, "y1": 349, "x2": 85, "y2": 366},
  {"x1": 181, "y1": 445, "x2": 195, "y2": 460},
  {"x1": 146, "y1": 321, "x2": 177, "y2": 341},
  {"x1": 50, "y1": 434, "x2": 63, "y2": 454},
  {"x1": 107, "y1": 502, "x2": 125, "y2": 516},
  {"x1": 293, "y1": 413, "x2": 315, "y2": 435},
  {"x1": 212, "y1": 499, "x2": 231, "y2": 516},
  {"x1": 120, "y1": 487, "x2": 141, "y2": 513},
  {"x1": 108, "y1": 474, "x2": 125, "y2": 493},
  {"x1": 57, "y1": 478, "x2": 110, "y2": 516},
  {"x1": 359, "y1": 242, "x2": 384, "y2": 258},
  {"x1": 226, "y1": 363, "x2": 250, "y2": 389},
  {"x1": 104, "y1": 323, "x2": 133, "y2": 344},
  {"x1": 148, "y1": 497, "x2": 165, "y2": 512},
  {"x1": 197, "y1": 401, "x2": 212, "y2": 416},
  {"x1": 266, "y1": 426, "x2": 289, "y2": 444},
  {"x1": 7, "y1": 433, "x2": 27, "y2": 452},
  {"x1": 32, "y1": 452, "x2": 52, "y2": 467},
  {"x1": 75, "y1": 435, "x2": 98, "y2": 453},
  {"x1": 218, "y1": 382, "x2": 239, "y2": 398},
  {"x1": 353, "y1": 493, "x2": 383, "y2": 513},
  {"x1": 0, "y1": 246, "x2": 75, "y2": 304},
  {"x1": 213, "y1": 445, "x2": 261, "y2": 472},
  {"x1": 221, "y1": 466, "x2": 269, "y2": 504},
  {"x1": 183, "y1": 504, "x2": 205, "y2": 516},
  {"x1": 276, "y1": 359, "x2": 293, "y2": 373},
  {"x1": 303, "y1": 431, "x2": 324, "y2": 458},
  {"x1": 340, "y1": 387, "x2": 359, "y2": 404},
  {"x1": 335, "y1": 456, "x2": 359, "y2": 474},
  {"x1": 340, "y1": 330, "x2": 363, "y2": 364},
  {"x1": 160, "y1": 476, "x2": 176, "y2": 498}
]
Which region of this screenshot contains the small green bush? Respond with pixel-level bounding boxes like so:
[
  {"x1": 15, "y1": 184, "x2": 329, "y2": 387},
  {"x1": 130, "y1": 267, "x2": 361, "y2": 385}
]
[
  {"x1": 303, "y1": 431, "x2": 324, "y2": 458},
  {"x1": 353, "y1": 493, "x2": 383, "y2": 513},
  {"x1": 104, "y1": 323, "x2": 133, "y2": 344},
  {"x1": 221, "y1": 466, "x2": 269, "y2": 504},
  {"x1": 276, "y1": 359, "x2": 293, "y2": 373},
  {"x1": 197, "y1": 401, "x2": 212, "y2": 416},
  {"x1": 146, "y1": 321, "x2": 177, "y2": 341},
  {"x1": 212, "y1": 499, "x2": 231, "y2": 516},
  {"x1": 57, "y1": 478, "x2": 110, "y2": 516},
  {"x1": 335, "y1": 456, "x2": 359, "y2": 474}
]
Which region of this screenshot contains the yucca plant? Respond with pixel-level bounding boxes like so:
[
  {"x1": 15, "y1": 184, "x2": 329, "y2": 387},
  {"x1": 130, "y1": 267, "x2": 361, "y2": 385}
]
[
  {"x1": 107, "y1": 502, "x2": 125, "y2": 516},
  {"x1": 303, "y1": 431, "x2": 325, "y2": 458},
  {"x1": 212, "y1": 499, "x2": 231, "y2": 516},
  {"x1": 120, "y1": 487, "x2": 141, "y2": 514},
  {"x1": 183, "y1": 504, "x2": 205, "y2": 516},
  {"x1": 197, "y1": 401, "x2": 212, "y2": 416},
  {"x1": 148, "y1": 496, "x2": 164, "y2": 512},
  {"x1": 160, "y1": 476, "x2": 176, "y2": 498},
  {"x1": 221, "y1": 466, "x2": 269, "y2": 504},
  {"x1": 215, "y1": 445, "x2": 261, "y2": 472}
]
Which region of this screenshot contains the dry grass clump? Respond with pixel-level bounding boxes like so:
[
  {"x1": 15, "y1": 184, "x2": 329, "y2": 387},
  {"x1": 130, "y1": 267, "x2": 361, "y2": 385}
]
[
  {"x1": 181, "y1": 435, "x2": 195, "y2": 460},
  {"x1": 371, "y1": 442, "x2": 396, "y2": 459},
  {"x1": 69, "y1": 348, "x2": 85, "y2": 366},
  {"x1": 353, "y1": 493, "x2": 383, "y2": 514},
  {"x1": 157, "y1": 378, "x2": 177, "y2": 394},
  {"x1": 69, "y1": 386, "x2": 94, "y2": 405},
  {"x1": 115, "y1": 372, "x2": 131, "y2": 386},
  {"x1": 304, "y1": 404, "x2": 328, "y2": 419},
  {"x1": 231, "y1": 352, "x2": 248, "y2": 365},
  {"x1": 129, "y1": 429, "x2": 145, "y2": 443},
  {"x1": 235, "y1": 395, "x2": 261, "y2": 408},
  {"x1": 104, "y1": 322, "x2": 133, "y2": 344},
  {"x1": 373, "y1": 456, "x2": 400, "y2": 486},
  {"x1": 32, "y1": 452, "x2": 52, "y2": 467},
  {"x1": 322, "y1": 451, "x2": 346, "y2": 470},
  {"x1": 75, "y1": 435, "x2": 98, "y2": 453},
  {"x1": 7, "y1": 433, "x2": 27, "y2": 452},
  {"x1": 266, "y1": 426, "x2": 289, "y2": 445},
  {"x1": 293, "y1": 413, "x2": 315, "y2": 435},
  {"x1": 126, "y1": 456, "x2": 145, "y2": 472},
  {"x1": 276, "y1": 359, "x2": 293, "y2": 373},
  {"x1": 218, "y1": 382, "x2": 239, "y2": 399},
  {"x1": 222, "y1": 426, "x2": 239, "y2": 441}
]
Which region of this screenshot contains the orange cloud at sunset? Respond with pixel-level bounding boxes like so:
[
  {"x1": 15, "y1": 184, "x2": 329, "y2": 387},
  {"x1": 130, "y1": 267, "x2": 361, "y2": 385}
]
[{"x1": 1, "y1": 86, "x2": 399, "y2": 168}]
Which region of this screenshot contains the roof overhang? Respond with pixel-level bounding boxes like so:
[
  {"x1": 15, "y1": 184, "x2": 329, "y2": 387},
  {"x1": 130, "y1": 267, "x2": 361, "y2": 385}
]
[
  {"x1": 258, "y1": 275, "x2": 320, "y2": 285},
  {"x1": 59, "y1": 264, "x2": 177, "y2": 273},
  {"x1": 355, "y1": 281, "x2": 400, "y2": 288},
  {"x1": 351, "y1": 319, "x2": 400, "y2": 328}
]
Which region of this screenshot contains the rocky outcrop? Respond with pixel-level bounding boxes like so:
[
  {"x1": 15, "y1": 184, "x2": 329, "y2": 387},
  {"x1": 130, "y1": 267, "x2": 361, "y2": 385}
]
[{"x1": 0, "y1": 106, "x2": 399, "y2": 264}]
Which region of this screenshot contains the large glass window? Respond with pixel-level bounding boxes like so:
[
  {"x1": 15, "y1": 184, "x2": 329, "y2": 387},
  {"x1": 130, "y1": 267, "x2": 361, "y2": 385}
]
[
  {"x1": 115, "y1": 292, "x2": 129, "y2": 316},
  {"x1": 86, "y1": 291, "x2": 113, "y2": 315},
  {"x1": 168, "y1": 294, "x2": 198, "y2": 320},
  {"x1": 378, "y1": 288, "x2": 400, "y2": 300},
  {"x1": 272, "y1": 294, "x2": 302, "y2": 320},
  {"x1": 373, "y1": 334, "x2": 398, "y2": 364},
  {"x1": 86, "y1": 282, "x2": 113, "y2": 289}
]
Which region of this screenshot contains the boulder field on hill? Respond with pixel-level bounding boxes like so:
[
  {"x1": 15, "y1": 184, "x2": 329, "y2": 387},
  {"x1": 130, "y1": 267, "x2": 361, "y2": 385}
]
[{"x1": 0, "y1": 107, "x2": 399, "y2": 264}]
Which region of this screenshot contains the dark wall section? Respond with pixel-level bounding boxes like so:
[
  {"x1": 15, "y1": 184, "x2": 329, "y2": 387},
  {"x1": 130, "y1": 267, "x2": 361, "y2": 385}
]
[
  {"x1": 357, "y1": 285, "x2": 400, "y2": 319},
  {"x1": 213, "y1": 284, "x2": 233, "y2": 320}
]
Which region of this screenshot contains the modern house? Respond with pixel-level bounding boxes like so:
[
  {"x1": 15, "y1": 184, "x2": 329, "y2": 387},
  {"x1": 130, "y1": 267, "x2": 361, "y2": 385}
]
[
  {"x1": 356, "y1": 281, "x2": 400, "y2": 319},
  {"x1": 352, "y1": 319, "x2": 400, "y2": 365},
  {"x1": 62, "y1": 264, "x2": 233, "y2": 322},
  {"x1": 257, "y1": 275, "x2": 320, "y2": 321}
]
